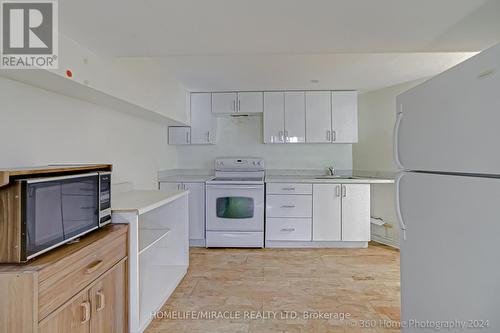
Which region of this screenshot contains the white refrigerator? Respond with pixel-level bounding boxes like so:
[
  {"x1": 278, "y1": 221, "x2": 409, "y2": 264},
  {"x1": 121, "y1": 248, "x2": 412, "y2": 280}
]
[{"x1": 395, "y1": 43, "x2": 500, "y2": 332}]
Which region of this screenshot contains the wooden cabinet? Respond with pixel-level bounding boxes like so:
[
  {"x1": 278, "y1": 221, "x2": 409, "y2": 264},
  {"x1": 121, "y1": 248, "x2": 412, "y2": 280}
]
[
  {"x1": 190, "y1": 93, "x2": 216, "y2": 144},
  {"x1": 0, "y1": 225, "x2": 128, "y2": 333},
  {"x1": 168, "y1": 127, "x2": 190, "y2": 145},
  {"x1": 312, "y1": 184, "x2": 342, "y2": 241},
  {"x1": 212, "y1": 92, "x2": 263, "y2": 114},
  {"x1": 305, "y1": 91, "x2": 332, "y2": 143},
  {"x1": 160, "y1": 181, "x2": 206, "y2": 246},
  {"x1": 332, "y1": 91, "x2": 358, "y2": 143},
  {"x1": 312, "y1": 183, "x2": 370, "y2": 242},
  {"x1": 38, "y1": 289, "x2": 91, "y2": 333},
  {"x1": 89, "y1": 260, "x2": 127, "y2": 333}
]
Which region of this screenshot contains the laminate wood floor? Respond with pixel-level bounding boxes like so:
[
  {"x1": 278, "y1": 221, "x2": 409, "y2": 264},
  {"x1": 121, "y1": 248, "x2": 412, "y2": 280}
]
[{"x1": 146, "y1": 243, "x2": 400, "y2": 333}]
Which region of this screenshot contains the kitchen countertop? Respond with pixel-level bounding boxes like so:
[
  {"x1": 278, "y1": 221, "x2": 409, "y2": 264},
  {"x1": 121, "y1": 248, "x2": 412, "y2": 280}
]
[
  {"x1": 158, "y1": 169, "x2": 395, "y2": 184},
  {"x1": 265, "y1": 175, "x2": 394, "y2": 184},
  {"x1": 159, "y1": 174, "x2": 215, "y2": 182},
  {"x1": 112, "y1": 189, "x2": 189, "y2": 215}
]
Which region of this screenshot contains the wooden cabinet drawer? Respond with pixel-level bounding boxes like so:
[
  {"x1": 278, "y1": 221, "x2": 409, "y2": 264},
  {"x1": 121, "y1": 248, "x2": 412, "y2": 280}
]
[
  {"x1": 266, "y1": 195, "x2": 312, "y2": 218},
  {"x1": 266, "y1": 183, "x2": 312, "y2": 195},
  {"x1": 38, "y1": 231, "x2": 127, "y2": 320},
  {"x1": 266, "y1": 218, "x2": 312, "y2": 241}
]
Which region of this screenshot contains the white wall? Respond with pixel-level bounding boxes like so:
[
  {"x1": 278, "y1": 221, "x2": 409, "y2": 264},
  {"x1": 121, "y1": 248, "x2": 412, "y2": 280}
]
[
  {"x1": 0, "y1": 77, "x2": 177, "y2": 189},
  {"x1": 353, "y1": 79, "x2": 425, "y2": 247},
  {"x1": 176, "y1": 115, "x2": 353, "y2": 170}
]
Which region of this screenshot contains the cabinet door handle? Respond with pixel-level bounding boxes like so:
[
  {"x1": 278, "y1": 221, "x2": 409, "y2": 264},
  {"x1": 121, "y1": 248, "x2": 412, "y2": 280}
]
[
  {"x1": 207, "y1": 131, "x2": 210, "y2": 142},
  {"x1": 233, "y1": 100, "x2": 236, "y2": 111},
  {"x1": 177, "y1": 184, "x2": 180, "y2": 190},
  {"x1": 281, "y1": 205, "x2": 296, "y2": 208},
  {"x1": 342, "y1": 185, "x2": 347, "y2": 197},
  {"x1": 281, "y1": 228, "x2": 296, "y2": 232},
  {"x1": 336, "y1": 185, "x2": 341, "y2": 197},
  {"x1": 183, "y1": 184, "x2": 187, "y2": 190},
  {"x1": 96, "y1": 290, "x2": 106, "y2": 312},
  {"x1": 80, "y1": 301, "x2": 91, "y2": 324},
  {"x1": 186, "y1": 131, "x2": 190, "y2": 144},
  {"x1": 238, "y1": 99, "x2": 241, "y2": 111},
  {"x1": 281, "y1": 187, "x2": 295, "y2": 191},
  {"x1": 84, "y1": 260, "x2": 103, "y2": 274},
  {"x1": 332, "y1": 130, "x2": 336, "y2": 142},
  {"x1": 326, "y1": 130, "x2": 331, "y2": 141}
]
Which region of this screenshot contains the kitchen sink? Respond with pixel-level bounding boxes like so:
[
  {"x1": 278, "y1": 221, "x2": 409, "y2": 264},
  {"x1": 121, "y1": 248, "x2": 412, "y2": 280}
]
[{"x1": 315, "y1": 176, "x2": 362, "y2": 180}]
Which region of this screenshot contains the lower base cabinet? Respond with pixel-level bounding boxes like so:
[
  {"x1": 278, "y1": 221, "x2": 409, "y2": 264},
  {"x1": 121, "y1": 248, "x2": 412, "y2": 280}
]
[
  {"x1": 265, "y1": 182, "x2": 370, "y2": 247},
  {"x1": 160, "y1": 181, "x2": 206, "y2": 246},
  {"x1": 313, "y1": 183, "x2": 370, "y2": 242},
  {"x1": 39, "y1": 260, "x2": 126, "y2": 333},
  {"x1": 0, "y1": 225, "x2": 128, "y2": 333}
]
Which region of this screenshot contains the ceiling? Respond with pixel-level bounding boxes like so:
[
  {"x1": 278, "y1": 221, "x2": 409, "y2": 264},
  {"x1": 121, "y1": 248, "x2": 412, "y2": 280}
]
[
  {"x1": 154, "y1": 53, "x2": 475, "y2": 92},
  {"x1": 59, "y1": 0, "x2": 500, "y2": 91}
]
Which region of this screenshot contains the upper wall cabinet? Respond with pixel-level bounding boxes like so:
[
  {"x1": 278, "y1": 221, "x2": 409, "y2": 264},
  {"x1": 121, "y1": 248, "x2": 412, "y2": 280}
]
[
  {"x1": 169, "y1": 92, "x2": 217, "y2": 145},
  {"x1": 190, "y1": 93, "x2": 217, "y2": 144},
  {"x1": 332, "y1": 91, "x2": 358, "y2": 143},
  {"x1": 264, "y1": 90, "x2": 357, "y2": 144},
  {"x1": 305, "y1": 91, "x2": 358, "y2": 144},
  {"x1": 212, "y1": 92, "x2": 263, "y2": 114},
  {"x1": 263, "y1": 92, "x2": 306, "y2": 144},
  {"x1": 305, "y1": 91, "x2": 332, "y2": 143}
]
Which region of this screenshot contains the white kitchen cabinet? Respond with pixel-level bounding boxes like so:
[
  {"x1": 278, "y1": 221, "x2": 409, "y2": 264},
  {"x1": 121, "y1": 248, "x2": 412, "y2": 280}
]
[
  {"x1": 212, "y1": 92, "x2": 263, "y2": 114},
  {"x1": 263, "y1": 92, "x2": 285, "y2": 143},
  {"x1": 266, "y1": 195, "x2": 312, "y2": 218},
  {"x1": 212, "y1": 92, "x2": 237, "y2": 114},
  {"x1": 264, "y1": 92, "x2": 305, "y2": 144},
  {"x1": 190, "y1": 93, "x2": 216, "y2": 144},
  {"x1": 168, "y1": 127, "x2": 190, "y2": 145},
  {"x1": 284, "y1": 92, "x2": 306, "y2": 143},
  {"x1": 266, "y1": 218, "x2": 312, "y2": 241},
  {"x1": 160, "y1": 182, "x2": 206, "y2": 246},
  {"x1": 331, "y1": 91, "x2": 358, "y2": 143},
  {"x1": 341, "y1": 184, "x2": 370, "y2": 241},
  {"x1": 305, "y1": 91, "x2": 332, "y2": 143},
  {"x1": 237, "y1": 92, "x2": 263, "y2": 113},
  {"x1": 312, "y1": 184, "x2": 342, "y2": 241},
  {"x1": 313, "y1": 183, "x2": 369, "y2": 242}
]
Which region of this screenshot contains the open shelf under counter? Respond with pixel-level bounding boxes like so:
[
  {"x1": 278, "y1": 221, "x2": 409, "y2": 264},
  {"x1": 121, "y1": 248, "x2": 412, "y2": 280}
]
[{"x1": 111, "y1": 189, "x2": 189, "y2": 333}]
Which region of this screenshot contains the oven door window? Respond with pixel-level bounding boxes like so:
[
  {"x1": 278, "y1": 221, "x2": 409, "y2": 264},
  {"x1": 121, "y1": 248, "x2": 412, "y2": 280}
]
[{"x1": 216, "y1": 197, "x2": 254, "y2": 219}]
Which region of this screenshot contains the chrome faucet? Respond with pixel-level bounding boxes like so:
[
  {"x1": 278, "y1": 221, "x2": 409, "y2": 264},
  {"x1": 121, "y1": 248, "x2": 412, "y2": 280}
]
[{"x1": 327, "y1": 166, "x2": 335, "y2": 176}]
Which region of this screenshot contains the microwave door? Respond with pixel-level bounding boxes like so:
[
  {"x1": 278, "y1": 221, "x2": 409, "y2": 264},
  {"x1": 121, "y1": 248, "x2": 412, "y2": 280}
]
[
  {"x1": 24, "y1": 173, "x2": 100, "y2": 260},
  {"x1": 26, "y1": 182, "x2": 65, "y2": 257}
]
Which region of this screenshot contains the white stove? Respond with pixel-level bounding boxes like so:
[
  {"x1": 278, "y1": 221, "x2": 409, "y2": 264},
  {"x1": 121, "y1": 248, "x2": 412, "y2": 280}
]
[{"x1": 205, "y1": 158, "x2": 265, "y2": 248}]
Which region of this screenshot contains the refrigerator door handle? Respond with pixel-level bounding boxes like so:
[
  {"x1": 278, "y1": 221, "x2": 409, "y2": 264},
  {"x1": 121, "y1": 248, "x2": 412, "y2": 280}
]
[
  {"x1": 393, "y1": 107, "x2": 404, "y2": 170},
  {"x1": 395, "y1": 172, "x2": 407, "y2": 240}
]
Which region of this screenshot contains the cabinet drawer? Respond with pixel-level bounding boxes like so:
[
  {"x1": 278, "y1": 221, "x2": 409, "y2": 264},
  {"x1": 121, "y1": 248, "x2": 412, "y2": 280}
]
[
  {"x1": 266, "y1": 218, "x2": 312, "y2": 241},
  {"x1": 266, "y1": 183, "x2": 312, "y2": 195},
  {"x1": 38, "y1": 231, "x2": 127, "y2": 320},
  {"x1": 266, "y1": 195, "x2": 312, "y2": 218}
]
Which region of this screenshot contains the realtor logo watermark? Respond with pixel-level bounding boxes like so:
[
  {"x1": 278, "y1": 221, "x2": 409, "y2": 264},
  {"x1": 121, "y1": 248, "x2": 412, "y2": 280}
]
[{"x1": 1, "y1": 0, "x2": 58, "y2": 69}]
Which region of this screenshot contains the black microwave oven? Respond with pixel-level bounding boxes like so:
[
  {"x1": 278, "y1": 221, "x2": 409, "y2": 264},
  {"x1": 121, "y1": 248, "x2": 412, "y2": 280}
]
[{"x1": 18, "y1": 171, "x2": 111, "y2": 261}]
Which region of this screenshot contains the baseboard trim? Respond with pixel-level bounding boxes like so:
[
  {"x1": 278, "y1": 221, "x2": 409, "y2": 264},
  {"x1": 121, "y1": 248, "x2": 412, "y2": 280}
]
[
  {"x1": 265, "y1": 241, "x2": 368, "y2": 248},
  {"x1": 371, "y1": 234, "x2": 399, "y2": 249}
]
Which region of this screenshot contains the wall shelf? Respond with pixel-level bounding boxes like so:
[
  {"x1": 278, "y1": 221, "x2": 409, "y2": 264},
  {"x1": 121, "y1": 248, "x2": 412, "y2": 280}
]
[{"x1": 0, "y1": 69, "x2": 186, "y2": 126}]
